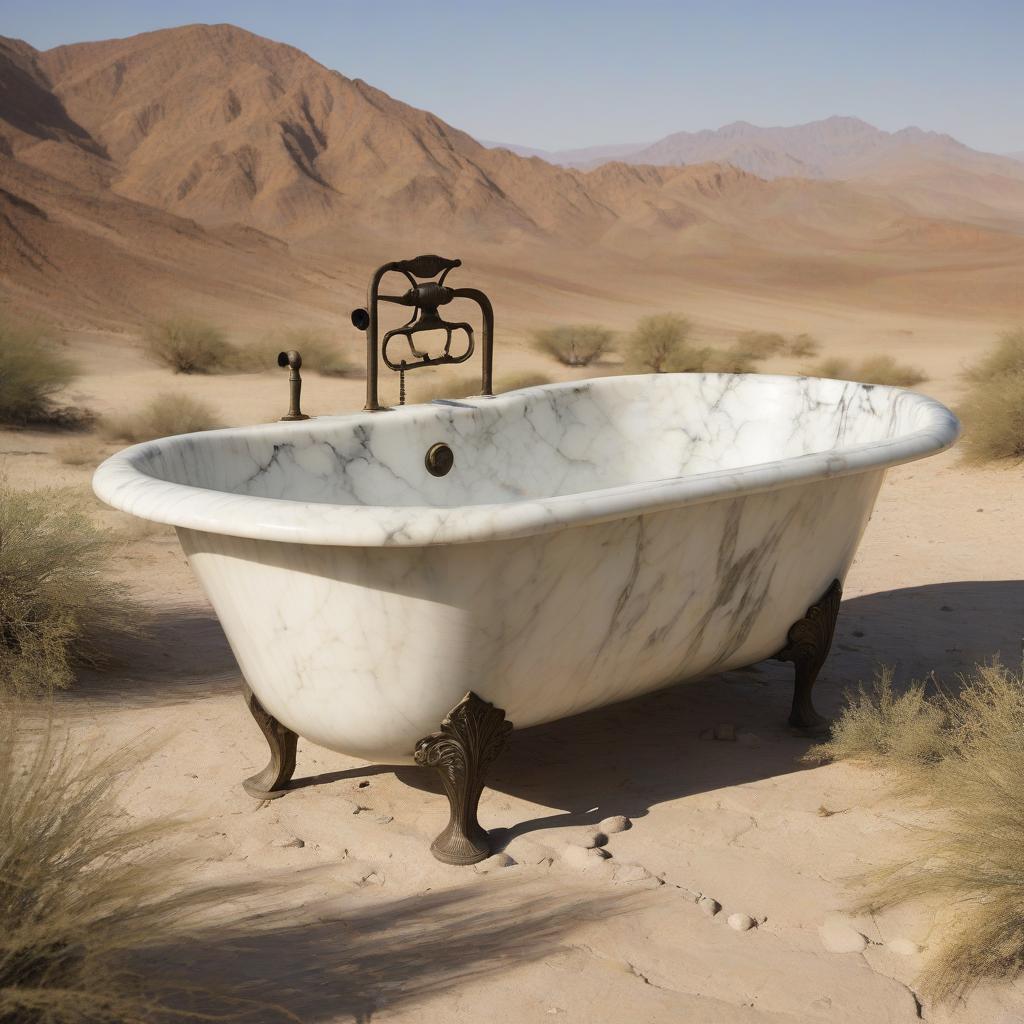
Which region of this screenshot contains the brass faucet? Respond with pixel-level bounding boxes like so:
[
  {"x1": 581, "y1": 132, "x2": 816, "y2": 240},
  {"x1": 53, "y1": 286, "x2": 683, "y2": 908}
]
[
  {"x1": 277, "y1": 350, "x2": 309, "y2": 421},
  {"x1": 351, "y1": 255, "x2": 494, "y2": 411}
]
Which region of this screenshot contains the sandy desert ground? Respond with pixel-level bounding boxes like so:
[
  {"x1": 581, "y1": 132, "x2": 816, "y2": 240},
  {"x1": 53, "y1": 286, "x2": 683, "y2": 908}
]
[{"x1": 2, "y1": 314, "x2": 1023, "y2": 1024}]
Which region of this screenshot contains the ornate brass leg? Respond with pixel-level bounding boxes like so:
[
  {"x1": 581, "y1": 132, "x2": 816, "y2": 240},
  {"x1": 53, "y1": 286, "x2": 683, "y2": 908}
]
[
  {"x1": 775, "y1": 580, "x2": 843, "y2": 734},
  {"x1": 414, "y1": 692, "x2": 513, "y2": 865},
  {"x1": 242, "y1": 687, "x2": 298, "y2": 800}
]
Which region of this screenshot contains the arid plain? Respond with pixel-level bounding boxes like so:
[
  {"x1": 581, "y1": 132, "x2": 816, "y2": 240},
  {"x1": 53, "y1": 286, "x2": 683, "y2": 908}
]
[{"x1": 2, "y1": 22, "x2": 1024, "y2": 1024}]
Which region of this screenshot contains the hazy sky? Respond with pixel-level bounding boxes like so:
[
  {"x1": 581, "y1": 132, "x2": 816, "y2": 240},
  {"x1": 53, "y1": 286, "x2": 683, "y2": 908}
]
[{"x1": 6, "y1": 0, "x2": 1023, "y2": 154}]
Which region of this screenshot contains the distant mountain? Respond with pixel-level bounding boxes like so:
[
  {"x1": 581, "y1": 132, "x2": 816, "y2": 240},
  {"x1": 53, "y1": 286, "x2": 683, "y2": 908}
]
[{"x1": 482, "y1": 139, "x2": 649, "y2": 168}]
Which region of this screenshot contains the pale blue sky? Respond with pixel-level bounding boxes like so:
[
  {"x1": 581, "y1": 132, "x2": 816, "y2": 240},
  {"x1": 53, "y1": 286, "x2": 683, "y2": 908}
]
[{"x1": 6, "y1": 0, "x2": 1023, "y2": 154}]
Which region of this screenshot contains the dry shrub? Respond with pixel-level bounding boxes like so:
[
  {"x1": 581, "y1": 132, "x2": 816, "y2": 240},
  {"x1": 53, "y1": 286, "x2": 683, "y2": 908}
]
[
  {"x1": 417, "y1": 373, "x2": 552, "y2": 404},
  {"x1": 0, "y1": 322, "x2": 88, "y2": 428},
  {"x1": 0, "y1": 705, "x2": 277, "y2": 1023},
  {"x1": 626, "y1": 314, "x2": 693, "y2": 372},
  {"x1": 809, "y1": 355, "x2": 927, "y2": 387},
  {"x1": 963, "y1": 327, "x2": 1024, "y2": 383},
  {"x1": 240, "y1": 328, "x2": 352, "y2": 377},
  {"x1": 100, "y1": 393, "x2": 221, "y2": 443},
  {"x1": 809, "y1": 661, "x2": 1024, "y2": 1000},
  {"x1": 732, "y1": 331, "x2": 788, "y2": 360},
  {"x1": 702, "y1": 348, "x2": 756, "y2": 374},
  {"x1": 0, "y1": 484, "x2": 140, "y2": 698},
  {"x1": 787, "y1": 333, "x2": 820, "y2": 358},
  {"x1": 144, "y1": 317, "x2": 236, "y2": 374},
  {"x1": 532, "y1": 325, "x2": 614, "y2": 367},
  {"x1": 57, "y1": 440, "x2": 106, "y2": 467}
]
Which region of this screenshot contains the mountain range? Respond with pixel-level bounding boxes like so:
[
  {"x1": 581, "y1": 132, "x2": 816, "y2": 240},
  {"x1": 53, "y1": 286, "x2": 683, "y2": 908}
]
[{"x1": 2, "y1": 23, "x2": 1023, "y2": 333}]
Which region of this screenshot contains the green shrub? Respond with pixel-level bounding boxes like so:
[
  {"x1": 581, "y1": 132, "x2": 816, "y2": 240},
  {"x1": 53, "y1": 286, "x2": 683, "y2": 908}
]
[
  {"x1": 532, "y1": 325, "x2": 614, "y2": 367},
  {"x1": 732, "y1": 331, "x2": 788, "y2": 361},
  {"x1": 809, "y1": 661, "x2": 1024, "y2": 1000},
  {"x1": 809, "y1": 355, "x2": 927, "y2": 387},
  {"x1": 0, "y1": 322, "x2": 83, "y2": 427},
  {"x1": 144, "y1": 317, "x2": 236, "y2": 374},
  {"x1": 627, "y1": 314, "x2": 695, "y2": 372},
  {"x1": 241, "y1": 328, "x2": 352, "y2": 377},
  {"x1": 959, "y1": 369, "x2": 1024, "y2": 463},
  {"x1": 963, "y1": 327, "x2": 1024, "y2": 383},
  {"x1": 0, "y1": 483, "x2": 140, "y2": 697},
  {"x1": 100, "y1": 393, "x2": 221, "y2": 443}
]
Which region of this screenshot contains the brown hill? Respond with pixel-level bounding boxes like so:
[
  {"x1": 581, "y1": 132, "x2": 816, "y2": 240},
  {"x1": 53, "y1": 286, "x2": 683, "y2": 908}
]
[{"x1": 1, "y1": 23, "x2": 1023, "y2": 332}]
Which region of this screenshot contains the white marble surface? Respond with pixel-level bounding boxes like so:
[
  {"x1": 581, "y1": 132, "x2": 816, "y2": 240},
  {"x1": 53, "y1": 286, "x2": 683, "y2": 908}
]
[{"x1": 94, "y1": 373, "x2": 959, "y2": 761}]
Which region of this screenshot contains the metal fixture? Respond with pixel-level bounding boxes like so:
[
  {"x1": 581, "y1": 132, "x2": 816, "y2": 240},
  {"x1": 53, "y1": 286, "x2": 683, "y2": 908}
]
[
  {"x1": 241, "y1": 686, "x2": 298, "y2": 799},
  {"x1": 414, "y1": 691, "x2": 513, "y2": 865},
  {"x1": 351, "y1": 255, "x2": 494, "y2": 411},
  {"x1": 774, "y1": 579, "x2": 842, "y2": 734},
  {"x1": 425, "y1": 442, "x2": 454, "y2": 477},
  {"x1": 277, "y1": 350, "x2": 309, "y2": 421}
]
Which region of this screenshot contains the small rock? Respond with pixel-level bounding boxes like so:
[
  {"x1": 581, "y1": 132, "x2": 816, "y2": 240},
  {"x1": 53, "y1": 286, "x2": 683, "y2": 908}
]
[
  {"x1": 273, "y1": 836, "x2": 305, "y2": 849},
  {"x1": 562, "y1": 845, "x2": 611, "y2": 870},
  {"x1": 568, "y1": 830, "x2": 604, "y2": 849},
  {"x1": 887, "y1": 938, "x2": 921, "y2": 956},
  {"x1": 820, "y1": 919, "x2": 868, "y2": 953},
  {"x1": 375, "y1": 815, "x2": 393, "y2": 824},
  {"x1": 698, "y1": 896, "x2": 721, "y2": 917},
  {"x1": 358, "y1": 780, "x2": 370, "y2": 788},
  {"x1": 506, "y1": 837, "x2": 554, "y2": 864},
  {"x1": 475, "y1": 852, "x2": 516, "y2": 873},
  {"x1": 599, "y1": 815, "x2": 631, "y2": 835},
  {"x1": 611, "y1": 863, "x2": 660, "y2": 886},
  {"x1": 713, "y1": 723, "x2": 736, "y2": 742},
  {"x1": 728, "y1": 912, "x2": 756, "y2": 932}
]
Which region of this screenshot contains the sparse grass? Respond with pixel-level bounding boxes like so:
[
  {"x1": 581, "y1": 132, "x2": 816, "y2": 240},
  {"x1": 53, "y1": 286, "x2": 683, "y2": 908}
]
[
  {"x1": 100, "y1": 393, "x2": 221, "y2": 443},
  {"x1": 144, "y1": 317, "x2": 236, "y2": 374},
  {"x1": 807, "y1": 661, "x2": 1024, "y2": 1001},
  {"x1": 241, "y1": 328, "x2": 353, "y2": 377},
  {"x1": 0, "y1": 483, "x2": 141, "y2": 698},
  {"x1": 963, "y1": 327, "x2": 1024, "y2": 384},
  {"x1": 532, "y1": 325, "x2": 614, "y2": 367},
  {"x1": 626, "y1": 314, "x2": 694, "y2": 373},
  {"x1": 809, "y1": 354, "x2": 927, "y2": 387},
  {"x1": 416, "y1": 373, "x2": 553, "y2": 404},
  {"x1": 0, "y1": 322, "x2": 90, "y2": 428}
]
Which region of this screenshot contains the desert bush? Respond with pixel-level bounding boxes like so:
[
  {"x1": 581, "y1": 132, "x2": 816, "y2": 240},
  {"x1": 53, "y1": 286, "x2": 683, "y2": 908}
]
[
  {"x1": 241, "y1": 328, "x2": 352, "y2": 377},
  {"x1": 627, "y1": 314, "x2": 695, "y2": 372},
  {"x1": 57, "y1": 439, "x2": 106, "y2": 467},
  {"x1": 417, "y1": 373, "x2": 552, "y2": 404},
  {"x1": 0, "y1": 483, "x2": 140, "y2": 698},
  {"x1": 959, "y1": 370, "x2": 1024, "y2": 463},
  {"x1": 732, "y1": 331, "x2": 788, "y2": 361},
  {"x1": 144, "y1": 317, "x2": 236, "y2": 374},
  {"x1": 100, "y1": 393, "x2": 221, "y2": 443},
  {"x1": 0, "y1": 322, "x2": 85, "y2": 427},
  {"x1": 809, "y1": 661, "x2": 1024, "y2": 1000},
  {"x1": 809, "y1": 355, "x2": 927, "y2": 387},
  {"x1": 532, "y1": 325, "x2": 614, "y2": 367},
  {"x1": 963, "y1": 327, "x2": 1024, "y2": 383},
  {"x1": 702, "y1": 348, "x2": 757, "y2": 374},
  {"x1": 787, "y1": 333, "x2": 820, "y2": 358}
]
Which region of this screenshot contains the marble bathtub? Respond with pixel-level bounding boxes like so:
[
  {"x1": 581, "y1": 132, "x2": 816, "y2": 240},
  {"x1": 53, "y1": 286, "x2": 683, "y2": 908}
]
[{"x1": 94, "y1": 373, "x2": 957, "y2": 860}]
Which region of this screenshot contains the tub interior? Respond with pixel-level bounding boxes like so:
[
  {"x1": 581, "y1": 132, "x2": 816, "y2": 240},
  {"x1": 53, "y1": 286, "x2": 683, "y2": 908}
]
[{"x1": 130, "y1": 374, "x2": 934, "y2": 509}]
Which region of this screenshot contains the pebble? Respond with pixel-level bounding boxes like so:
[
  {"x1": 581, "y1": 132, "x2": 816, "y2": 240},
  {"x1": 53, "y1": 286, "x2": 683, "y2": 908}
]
[
  {"x1": 819, "y1": 919, "x2": 868, "y2": 953},
  {"x1": 887, "y1": 938, "x2": 921, "y2": 956},
  {"x1": 713, "y1": 723, "x2": 736, "y2": 741},
  {"x1": 728, "y1": 913, "x2": 756, "y2": 932},
  {"x1": 562, "y1": 845, "x2": 611, "y2": 870},
  {"x1": 475, "y1": 852, "x2": 516, "y2": 873},
  {"x1": 272, "y1": 836, "x2": 305, "y2": 849},
  {"x1": 375, "y1": 815, "x2": 393, "y2": 824},
  {"x1": 599, "y1": 815, "x2": 631, "y2": 834},
  {"x1": 698, "y1": 896, "x2": 721, "y2": 917},
  {"x1": 568, "y1": 830, "x2": 604, "y2": 849}
]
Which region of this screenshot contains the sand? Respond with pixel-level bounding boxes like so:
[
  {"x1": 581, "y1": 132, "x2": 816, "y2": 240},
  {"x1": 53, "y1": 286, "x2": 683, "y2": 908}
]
[{"x1": 2, "y1": 324, "x2": 1022, "y2": 1023}]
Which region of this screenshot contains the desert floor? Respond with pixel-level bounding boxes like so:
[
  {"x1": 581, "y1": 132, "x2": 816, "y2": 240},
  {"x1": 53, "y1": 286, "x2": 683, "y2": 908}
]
[{"x1": 3, "y1": 316, "x2": 1023, "y2": 1024}]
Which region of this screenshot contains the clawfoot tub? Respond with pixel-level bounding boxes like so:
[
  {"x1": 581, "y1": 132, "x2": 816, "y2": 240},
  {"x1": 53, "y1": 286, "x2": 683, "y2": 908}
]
[{"x1": 93, "y1": 373, "x2": 958, "y2": 864}]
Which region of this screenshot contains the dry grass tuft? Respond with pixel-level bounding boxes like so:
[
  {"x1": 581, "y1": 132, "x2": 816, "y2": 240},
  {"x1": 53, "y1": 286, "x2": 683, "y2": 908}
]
[
  {"x1": 0, "y1": 483, "x2": 141, "y2": 698},
  {"x1": 144, "y1": 317, "x2": 236, "y2": 374},
  {"x1": 810, "y1": 354, "x2": 927, "y2": 387},
  {"x1": 416, "y1": 373, "x2": 552, "y2": 404},
  {"x1": 626, "y1": 314, "x2": 694, "y2": 372},
  {"x1": 809, "y1": 661, "x2": 1024, "y2": 1000},
  {"x1": 959, "y1": 331, "x2": 1024, "y2": 463},
  {"x1": 241, "y1": 329, "x2": 353, "y2": 377},
  {"x1": 532, "y1": 325, "x2": 615, "y2": 367},
  {"x1": 57, "y1": 440, "x2": 108, "y2": 467},
  {"x1": 100, "y1": 393, "x2": 221, "y2": 443},
  {"x1": 0, "y1": 322, "x2": 90, "y2": 428}
]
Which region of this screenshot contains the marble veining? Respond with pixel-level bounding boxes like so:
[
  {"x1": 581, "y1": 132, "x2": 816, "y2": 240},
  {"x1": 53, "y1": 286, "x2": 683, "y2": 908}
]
[{"x1": 93, "y1": 373, "x2": 959, "y2": 762}]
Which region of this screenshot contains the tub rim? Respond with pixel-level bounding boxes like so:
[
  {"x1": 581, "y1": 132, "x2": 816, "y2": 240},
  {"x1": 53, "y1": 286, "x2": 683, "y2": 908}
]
[{"x1": 92, "y1": 373, "x2": 960, "y2": 548}]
